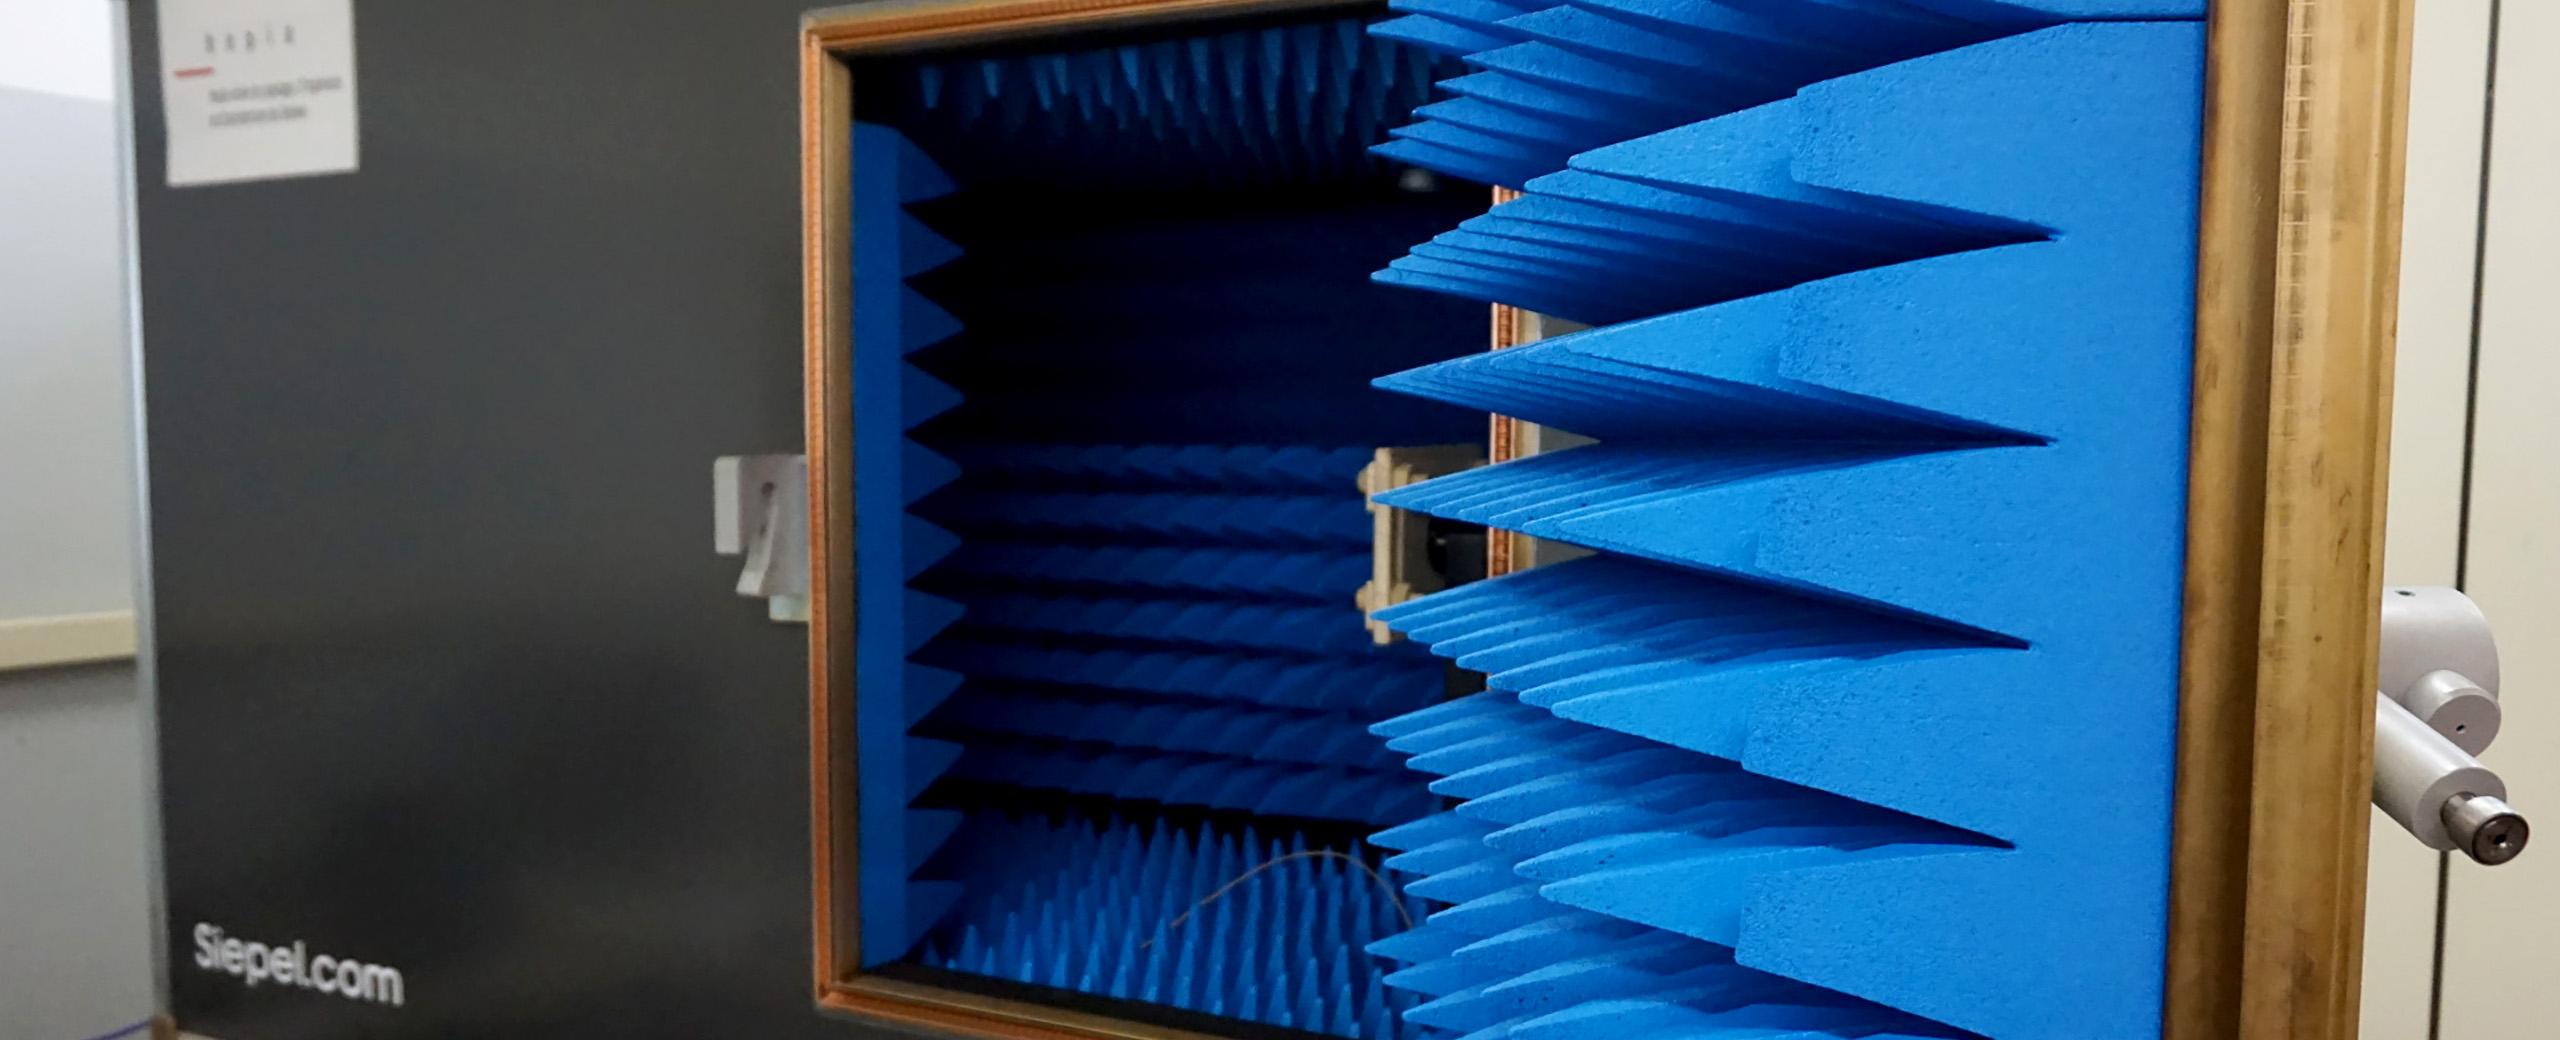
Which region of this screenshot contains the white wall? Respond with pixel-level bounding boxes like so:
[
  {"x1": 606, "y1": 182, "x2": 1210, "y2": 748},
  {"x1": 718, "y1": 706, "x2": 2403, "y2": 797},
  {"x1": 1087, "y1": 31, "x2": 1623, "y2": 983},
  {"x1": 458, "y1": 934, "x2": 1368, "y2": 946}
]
[
  {"x1": 0, "y1": 0, "x2": 119, "y2": 102},
  {"x1": 2365, "y1": 0, "x2": 2497, "y2": 1033},
  {"x1": 2439, "y1": 4, "x2": 2560, "y2": 1036},
  {"x1": 2363, "y1": 2, "x2": 2560, "y2": 1035},
  {"x1": 0, "y1": 2, "x2": 157, "y2": 1038}
]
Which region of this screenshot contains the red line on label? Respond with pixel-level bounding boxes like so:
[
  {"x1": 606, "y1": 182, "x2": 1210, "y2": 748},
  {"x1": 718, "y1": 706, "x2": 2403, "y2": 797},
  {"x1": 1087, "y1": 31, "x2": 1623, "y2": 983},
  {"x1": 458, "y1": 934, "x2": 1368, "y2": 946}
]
[{"x1": 172, "y1": 66, "x2": 214, "y2": 78}]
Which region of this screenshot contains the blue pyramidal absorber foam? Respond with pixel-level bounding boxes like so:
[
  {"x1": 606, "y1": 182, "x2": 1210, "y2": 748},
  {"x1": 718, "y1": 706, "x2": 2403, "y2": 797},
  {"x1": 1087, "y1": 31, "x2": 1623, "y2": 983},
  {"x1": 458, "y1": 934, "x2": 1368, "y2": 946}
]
[
  {"x1": 1361, "y1": 701, "x2": 1982, "y2": 1040},
  {"x1": 1377, "y1": 93, "x2": 2051, "y2": 324},
  {"x1": 958, "y1": 593, "x2": 1382, "y2": 657},
  {"x1": 899, "y1": 436, "x2": 1447, "y2": 835},
  {"x1": 934, "y1": 542, "x2": 1374, "y2": 603},
  {"x1": 919, "y1": 637, "x2": 1445, "y2": 719},
  {"x1": 1363, "y1": 19, "x2": 2203, "y2": 1040},
  {"x1": 945, "y1": 443, "x2": 1379, "y2": 493},
  {"x1": 885, "y1": 15, "x2": 1448, "y2": 191},
  {"x1": 927, "y1": 489, "x2": 1372, "y2": 548},
  {"x1": 919, "y1": 811, "x2": 1422, "y2": 1040},
  {"x1": 851, "y1": 122, "x2": 974, "y2": 964},
  {"x1": 1369, "y1": 0, "x2": 2202, "y2": 189}
]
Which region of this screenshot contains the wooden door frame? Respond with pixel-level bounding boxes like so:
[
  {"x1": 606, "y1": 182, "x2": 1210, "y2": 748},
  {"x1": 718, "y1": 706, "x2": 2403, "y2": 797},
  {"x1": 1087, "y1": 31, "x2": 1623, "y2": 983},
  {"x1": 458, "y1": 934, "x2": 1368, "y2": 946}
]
[
  {"x1": 800, "y1": 0, "x2": 2420, "y2": 1034},
  {"x1": 2163, "y1": 0, "x2": 2416, "y2": 1035}
]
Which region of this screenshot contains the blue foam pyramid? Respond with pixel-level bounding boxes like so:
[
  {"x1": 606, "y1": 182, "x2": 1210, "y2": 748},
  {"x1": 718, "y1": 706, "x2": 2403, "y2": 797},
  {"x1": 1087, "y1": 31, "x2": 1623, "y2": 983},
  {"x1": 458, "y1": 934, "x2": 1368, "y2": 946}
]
[
  {"x1": 920, "y1": 811, "x2": 1424, "y2": 1040},
  {"x1": 1364, "y1": 18, "x2": 2204, "y2": 1040}
]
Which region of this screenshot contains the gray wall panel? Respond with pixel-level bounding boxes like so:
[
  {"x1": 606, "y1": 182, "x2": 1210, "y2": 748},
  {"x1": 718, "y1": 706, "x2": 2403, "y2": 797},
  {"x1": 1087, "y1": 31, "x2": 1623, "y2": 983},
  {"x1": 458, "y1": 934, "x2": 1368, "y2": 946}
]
[{"x1": 0, "y1": 77, "x2": 153, "y2": 1040}]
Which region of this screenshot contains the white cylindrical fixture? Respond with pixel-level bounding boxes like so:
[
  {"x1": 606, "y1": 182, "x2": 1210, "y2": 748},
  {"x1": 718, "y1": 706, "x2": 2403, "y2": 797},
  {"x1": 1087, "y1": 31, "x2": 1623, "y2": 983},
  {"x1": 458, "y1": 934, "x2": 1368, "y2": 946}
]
[
  {"x1": 2378, "y1": 586, "x2": 2500, "y2": 701},
  {"x1": 2403, "y1": 668, "x2": 2501, "y2": 754},
  {"x1": 2375, "y1": 693, "x2": 2505, "y2": 850}
]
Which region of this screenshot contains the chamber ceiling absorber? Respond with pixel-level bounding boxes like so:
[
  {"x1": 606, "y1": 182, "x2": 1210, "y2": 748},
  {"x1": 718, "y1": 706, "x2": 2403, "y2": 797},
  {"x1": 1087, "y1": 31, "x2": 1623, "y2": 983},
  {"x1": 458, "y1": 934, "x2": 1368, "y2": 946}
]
[
  {"x1": 845, "y1": 14, "x2": 1489, "y2": 1038},
  {"x1": 1362, "y1": 5, "x2": 2204, "y2": 1040}
]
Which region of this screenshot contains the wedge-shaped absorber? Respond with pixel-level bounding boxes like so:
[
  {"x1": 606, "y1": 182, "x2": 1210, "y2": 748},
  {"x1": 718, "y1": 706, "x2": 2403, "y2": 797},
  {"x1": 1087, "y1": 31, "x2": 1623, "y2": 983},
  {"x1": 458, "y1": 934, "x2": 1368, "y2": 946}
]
[
  {"x1": 1366, "y1": 21, "x2": 2205, "y2": 1039},
  {"x1": 934, "y1": 542, "x2": 1373, "y2": 603},
  {"x1": 940, "y1": 688, "x2": 1407, "y2": 771},
  {"x1": 943, "y1": 443, "x2": 1374, "y2": 493},
  {"x1": 926, "y1": 489, "x2": 1371, "y2": 547},
  {"x1": 921, "y1": 638, "x2": 1446, "y2": 718},
  {"x1": 1371, "y1": 0, "x2": 2203, "y2": 188},
  {"x1": 959, "y1": 593, "x2": 1379, "y2": 656},
  {"x1": 1378, "y1": 89, "x2": 2044, "y2": 325},
  {"x1": 910, "y1": 435, "x2": 1445, "y2": 834},
  {"x1": 1374, "y1": 13, "x2": 1518, "y2": 57},
  {"x1": 1374, "y1": 16, "x2": 2202, "y2": 629},
  {"x1": 851, "y1": 123, "x2": 975, "y2": 963},
  {"x1": 944, "y1": 740, "x2": 1434, "y2": 825},
  {"x1": 1363, "y1": 703, "x2": 1986, "y2": 1040},
  {"x1": 1371, "y1": 332, "x2": 2019, "y2": 444},
  {"x1": 921, "y1": 811, "x2": 1420, "y2": 1040},
  {"x1": 1375, "y1": 443, "x2": 2091, "y2": 636}
]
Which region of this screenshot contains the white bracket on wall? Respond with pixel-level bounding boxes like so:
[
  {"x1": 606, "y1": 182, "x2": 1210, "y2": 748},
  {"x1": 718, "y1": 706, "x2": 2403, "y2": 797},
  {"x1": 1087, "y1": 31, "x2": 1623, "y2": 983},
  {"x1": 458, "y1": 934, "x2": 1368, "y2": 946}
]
[
  {"x1": 713, "y1": 454, "x2": 810, "y2": 624},
  {"x1": 2375, "y1": 586, "x2": 2526, "y2": 864}
]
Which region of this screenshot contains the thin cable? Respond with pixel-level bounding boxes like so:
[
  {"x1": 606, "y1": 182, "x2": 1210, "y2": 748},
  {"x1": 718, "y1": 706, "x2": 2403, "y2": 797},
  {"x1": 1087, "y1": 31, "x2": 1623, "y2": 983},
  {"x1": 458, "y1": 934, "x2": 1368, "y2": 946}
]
[
  {"x1": 2430, "y1": 4, "x2": 2501, "y2": 1038},
  {"x1": 1139, "y1": 849, "x2": 1415, "y2": 950},
  {"x1": 66, "y1": 1020, "x2": 153, "y2": 1040}
]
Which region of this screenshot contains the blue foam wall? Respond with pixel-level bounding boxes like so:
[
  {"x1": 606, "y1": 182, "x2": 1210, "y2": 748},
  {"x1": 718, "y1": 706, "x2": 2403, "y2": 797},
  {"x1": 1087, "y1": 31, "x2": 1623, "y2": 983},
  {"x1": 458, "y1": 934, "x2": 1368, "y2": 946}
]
[
  {"x1": 1363, "y1": 16, "x2": 2202, "y2": 1040},
  {"x1": 852, "y1": 122, "x2": 972, "y2": 964}
]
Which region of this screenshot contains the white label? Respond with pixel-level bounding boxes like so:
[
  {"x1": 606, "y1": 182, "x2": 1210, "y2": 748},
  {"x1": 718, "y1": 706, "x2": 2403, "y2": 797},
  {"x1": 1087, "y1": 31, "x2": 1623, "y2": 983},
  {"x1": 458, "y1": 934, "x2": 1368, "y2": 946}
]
[{"x1": 157, "y1": 0, "x2": 359, "y2": 187}]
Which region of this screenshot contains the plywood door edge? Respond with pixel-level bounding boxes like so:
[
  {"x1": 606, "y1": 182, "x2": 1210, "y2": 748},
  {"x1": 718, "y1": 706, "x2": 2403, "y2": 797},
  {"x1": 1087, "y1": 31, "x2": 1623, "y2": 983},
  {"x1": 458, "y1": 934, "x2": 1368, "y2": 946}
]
[
  {"x1": 804, "y1": 0, "x2": 1373, "y2": 54},
  {"x1": 803, "y1": 24, "x2": 860, "y2": 995},
  {"x1": 2164, "y1": 0, "x2": 2287, "y2": 1030},
  {"x1": 821, "y1": 978, "x2": 1226, "y2": 1040},
  {"x1": 2239, "y1": 0, "x2": 2415, "y2": 1030},
  {"x1": 2167, "y1": 0, "x2": 2418, "y2": 1035},
  {"x1": 0, "y1": 610, "x2": 139, "y2": 673}
]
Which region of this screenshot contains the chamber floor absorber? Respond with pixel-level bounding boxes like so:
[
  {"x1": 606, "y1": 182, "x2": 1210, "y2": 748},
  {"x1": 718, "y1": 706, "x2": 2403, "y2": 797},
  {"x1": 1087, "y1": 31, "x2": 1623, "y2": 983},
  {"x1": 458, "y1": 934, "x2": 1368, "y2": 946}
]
[
  {"x1": 905, "y1": 444, "x2": 1447, "y2": 1033},
  {"x1": 920, "y1": 811, "x2": 1425, "y2": 1040},
  {"x1": 1364, "y1": 13, "x2": 2204, "y2": 1040}
]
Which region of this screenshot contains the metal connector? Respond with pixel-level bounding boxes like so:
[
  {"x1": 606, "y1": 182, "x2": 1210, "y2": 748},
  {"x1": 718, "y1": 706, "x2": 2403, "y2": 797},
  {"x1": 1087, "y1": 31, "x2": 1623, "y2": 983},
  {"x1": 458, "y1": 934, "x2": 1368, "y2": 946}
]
[{"x1": 2443, "y1": 793, "x2": 2530, "y2": 866}]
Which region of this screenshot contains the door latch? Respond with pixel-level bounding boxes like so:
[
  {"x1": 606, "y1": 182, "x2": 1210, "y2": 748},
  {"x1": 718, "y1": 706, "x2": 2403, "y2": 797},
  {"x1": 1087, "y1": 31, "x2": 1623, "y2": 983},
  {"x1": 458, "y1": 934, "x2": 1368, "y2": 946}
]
[{"x1": 713, "y1": 454, "x2": 809, "y2": 623}]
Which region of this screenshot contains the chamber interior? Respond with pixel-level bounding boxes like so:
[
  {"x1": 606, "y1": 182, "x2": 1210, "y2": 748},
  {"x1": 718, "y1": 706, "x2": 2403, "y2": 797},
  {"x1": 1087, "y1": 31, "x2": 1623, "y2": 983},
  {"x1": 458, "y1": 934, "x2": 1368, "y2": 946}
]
[{"x1": 845, "y1": 11, "x2": 1483, "y2": 1038}]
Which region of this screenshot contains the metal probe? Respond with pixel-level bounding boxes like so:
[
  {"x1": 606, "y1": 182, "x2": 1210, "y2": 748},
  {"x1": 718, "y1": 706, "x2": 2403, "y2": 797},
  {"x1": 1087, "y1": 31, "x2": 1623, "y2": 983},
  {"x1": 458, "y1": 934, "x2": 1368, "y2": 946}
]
[{"x1": 2443, "y1": 792, "x2": 2530, "y2": 866}]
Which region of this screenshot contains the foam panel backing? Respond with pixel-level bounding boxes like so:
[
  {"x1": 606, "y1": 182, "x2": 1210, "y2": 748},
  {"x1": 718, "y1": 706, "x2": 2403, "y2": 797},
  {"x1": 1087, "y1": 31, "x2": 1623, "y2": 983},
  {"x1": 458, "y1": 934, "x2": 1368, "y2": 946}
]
[
  {"x1": 919, "y1": 810, "x2": 1424, "y2": 1039},
  {"x1": 1362, "y1": 13, "x2": 2204, "y2": 1040}
]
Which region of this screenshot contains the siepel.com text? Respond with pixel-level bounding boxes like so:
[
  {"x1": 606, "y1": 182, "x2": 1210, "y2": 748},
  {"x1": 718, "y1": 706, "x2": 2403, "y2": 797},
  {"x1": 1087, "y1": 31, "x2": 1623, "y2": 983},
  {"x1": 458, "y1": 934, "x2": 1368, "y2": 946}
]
[{"x1": 191, "y1": 923, "x2": 405, "y2": 1006}]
